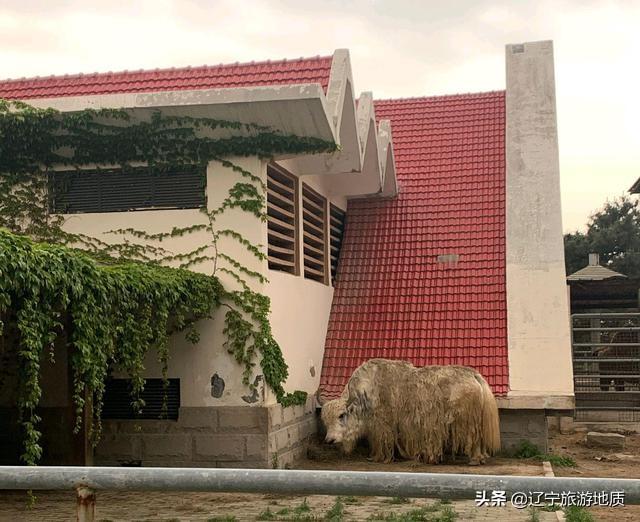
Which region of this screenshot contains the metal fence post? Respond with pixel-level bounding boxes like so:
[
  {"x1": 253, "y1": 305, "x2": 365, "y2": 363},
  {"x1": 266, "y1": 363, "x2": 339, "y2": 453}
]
[{"x1": 76, "y1": 486, "x2": 95, "y2": 522}]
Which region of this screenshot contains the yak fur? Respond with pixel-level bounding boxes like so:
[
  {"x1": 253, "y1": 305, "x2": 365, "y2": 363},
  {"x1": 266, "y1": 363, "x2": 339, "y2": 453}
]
[{"x1": 320, "y1": 358, "x2": 500, "y2": 464}]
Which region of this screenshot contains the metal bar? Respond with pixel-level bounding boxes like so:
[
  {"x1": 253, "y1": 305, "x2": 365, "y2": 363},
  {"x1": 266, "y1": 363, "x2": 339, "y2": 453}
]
[
  {"x1": 575, "y1": 390, "x2": 640, "y2": 394},
  {"x1": 574, "y1": 405, "x2": 640, "y2": 411},
  {"x1": 574, "y1": 375, "x2": 640, "y2": 379},
  {"x1": 572, "y1": 313, "x2": 640, "y2": 318},
  {"x1": 573, "y1": 343, "x2": 640, "y2": 347},
  {"x1": 573, "y1": 327, "x2": 640, "y2": 332},
  {"x1": 1, "y1": 467, "x2": 640, "y2": 503},
  {"x1": 573, "y1": 357, "x2": 640, "y2": 363},
  {"x1": 76, "y1": 486, "x2": 95, "y2": 522}
]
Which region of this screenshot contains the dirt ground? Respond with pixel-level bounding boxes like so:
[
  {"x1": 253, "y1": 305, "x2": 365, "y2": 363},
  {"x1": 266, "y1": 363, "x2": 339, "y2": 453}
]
[
  {"x1": 1, "y1": 432, "x2": 638, "y2": 521},
  {"x1": 548, "y1": 430, "x2": 640, "y2": 521}
]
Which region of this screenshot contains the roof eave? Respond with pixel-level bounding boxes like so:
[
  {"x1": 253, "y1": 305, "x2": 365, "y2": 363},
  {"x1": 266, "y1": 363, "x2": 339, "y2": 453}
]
[{"x1": 23, "y1": 83, "x2": 337, "y2": 144}]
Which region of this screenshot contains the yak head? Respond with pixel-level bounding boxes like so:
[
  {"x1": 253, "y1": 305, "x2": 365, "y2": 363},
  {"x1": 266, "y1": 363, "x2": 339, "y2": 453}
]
[{"x1": 320, "y1": 393, "x2": 370, "y2": 454}]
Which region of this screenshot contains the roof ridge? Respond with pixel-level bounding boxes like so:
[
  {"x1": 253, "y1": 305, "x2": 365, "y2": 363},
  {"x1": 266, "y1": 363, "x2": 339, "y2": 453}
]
[
  {"x1": 375, "y1": 90, "x2": 506, "y2": 104},
  {"x1": 0, "y1": 54, "x2": 334, "y2": 84}
]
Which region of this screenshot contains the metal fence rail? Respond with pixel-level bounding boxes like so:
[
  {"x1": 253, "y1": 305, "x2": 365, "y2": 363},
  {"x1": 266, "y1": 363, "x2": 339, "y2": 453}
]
[
  {"x1": 1, "y1": 466, "x2": 640, "y2": 520},
  {"x1": 571, "y1": 312, "x2": 640, "y2": 421}
]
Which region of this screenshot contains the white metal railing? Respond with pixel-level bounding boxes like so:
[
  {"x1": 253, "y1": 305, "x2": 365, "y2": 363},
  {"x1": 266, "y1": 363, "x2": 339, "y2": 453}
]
[{"x1": 1, "y1": 466, "x2": 640, "y2": 520}]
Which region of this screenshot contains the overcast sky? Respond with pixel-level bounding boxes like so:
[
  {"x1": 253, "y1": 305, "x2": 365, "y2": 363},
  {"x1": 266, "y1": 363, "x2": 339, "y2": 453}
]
[{"x1": 1, "y1": 0, "x2": 638, "y2": 232}]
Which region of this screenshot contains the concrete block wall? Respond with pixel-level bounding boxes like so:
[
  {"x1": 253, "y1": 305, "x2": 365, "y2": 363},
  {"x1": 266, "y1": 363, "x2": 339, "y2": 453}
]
[
  {"x1": 95, "y1": 397, "x2": 317, "y2": 468},
  {"x1": 499, "y1": 409, "x2": 548, "y2": 453},
  {"x1": 267, "y1": 396, "x2": 317, "y2": 469}
]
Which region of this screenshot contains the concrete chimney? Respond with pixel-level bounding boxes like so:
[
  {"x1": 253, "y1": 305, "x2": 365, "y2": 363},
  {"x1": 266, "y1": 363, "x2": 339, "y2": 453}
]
[
  {"x1": 588, "y1": 253, "x2": 600, "y2": 266},
  {"x1": 504, "y1": 40, "x2": 574, "y2": 400}
]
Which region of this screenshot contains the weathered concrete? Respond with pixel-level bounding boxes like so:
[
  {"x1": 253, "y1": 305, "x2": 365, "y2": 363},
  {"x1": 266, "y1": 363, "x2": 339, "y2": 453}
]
[
  {"x1": 505, "y1": 40, "x2": 574, "y2": 402},
  {"x1": 586, "y1": 431, "x2": 626, "y2": 450},
  {"x1": 95, "y1": 397, "x2": 317, "y2": 468},
  {"x1": 499, "y1": 409, "x2": 548, "y2": 453}
]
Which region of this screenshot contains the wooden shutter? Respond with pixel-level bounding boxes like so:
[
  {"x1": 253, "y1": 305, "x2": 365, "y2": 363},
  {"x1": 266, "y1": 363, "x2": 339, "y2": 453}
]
[
  {"x1": 329, "y1": 204, "x2": 346, "y2": 285},
  {"x1": 101, "y1": 378, "x2": 180, "y2": 420},
  {"x1": 267, "y1": 165, "x2": 298, "y2": 274},
  {"x1": 302, "y1": 183, "x2": 328, "y2": 284},
  {"x1": 49, "y1": 165, "x2": 206, "y2": 214}
]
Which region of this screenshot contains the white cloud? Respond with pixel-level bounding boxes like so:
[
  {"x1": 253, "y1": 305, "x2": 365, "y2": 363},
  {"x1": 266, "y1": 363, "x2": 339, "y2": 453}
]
[{"x1": 0, "y1": 0, "x2": 638, "y2": 231}]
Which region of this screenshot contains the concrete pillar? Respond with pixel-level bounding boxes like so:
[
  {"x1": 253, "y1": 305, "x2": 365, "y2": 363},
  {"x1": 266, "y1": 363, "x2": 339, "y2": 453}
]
[{"x1": 505, "y1": 41, "x2": 574, "y2": 399}]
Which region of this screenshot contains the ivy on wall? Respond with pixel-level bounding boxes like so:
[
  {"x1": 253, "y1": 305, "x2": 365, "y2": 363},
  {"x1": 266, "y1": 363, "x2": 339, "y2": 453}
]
[{"x1": 0, "y1": 99, "x2": 336, "y2": 464}]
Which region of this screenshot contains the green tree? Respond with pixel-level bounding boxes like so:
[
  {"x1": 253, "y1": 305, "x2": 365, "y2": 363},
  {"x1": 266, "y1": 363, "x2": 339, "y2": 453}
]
[{"x1": 564, "y1": 195, "x2": 640, "y2": 278}]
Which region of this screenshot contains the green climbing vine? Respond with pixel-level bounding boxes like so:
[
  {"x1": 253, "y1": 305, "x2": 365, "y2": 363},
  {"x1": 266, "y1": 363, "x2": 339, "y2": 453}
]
[{"x1": 0, "y1": 98, "x2": 337, "y2": 464}]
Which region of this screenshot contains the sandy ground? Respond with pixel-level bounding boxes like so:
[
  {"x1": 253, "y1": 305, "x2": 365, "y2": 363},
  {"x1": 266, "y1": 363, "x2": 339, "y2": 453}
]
[
  {"x1": 1, "y1": 432, "x2": 638, "y2": 521},
  {"x1": 548, "y1": 430, "x2": 640, "y2": 521}
]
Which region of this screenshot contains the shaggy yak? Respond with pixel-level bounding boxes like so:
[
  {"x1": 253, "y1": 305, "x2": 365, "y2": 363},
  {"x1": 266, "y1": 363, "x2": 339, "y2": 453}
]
[{"x1": 320, "y1": 359, "x2": 500, "y2": 464}]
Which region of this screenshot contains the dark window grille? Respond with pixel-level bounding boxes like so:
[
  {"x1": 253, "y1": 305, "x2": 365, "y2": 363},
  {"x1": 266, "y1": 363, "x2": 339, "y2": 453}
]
[
  {"x1": 101, "y1": 378, "x2": 180, "y2": 420},
  {"x1": 302, "y1": 183, "x2": 327, "y2": 284},
  {"x1": 267, "y1": 165, "x2": 298, "y2": 275},
  {"x1": 49, "y1": 165, "x2": 206, "y2": 214},
  {"x1": 329, "y1": 204, "x2": 346, "y2": 285}
]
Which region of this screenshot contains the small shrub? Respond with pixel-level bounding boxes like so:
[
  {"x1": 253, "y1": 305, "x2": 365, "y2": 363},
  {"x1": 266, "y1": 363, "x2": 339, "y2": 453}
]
[
  {"x1": 563, "y1": 506, "x2": 595, "y2": 522},
  {"x1": 339, "y1": 496, "x2": 361, "y2": 505},
  {"x1": 513, "y1": 440, "x2": 576, "y2": 467},
  {"x1": 514, "y1": 440, "x2": 542, "y2": 459}
]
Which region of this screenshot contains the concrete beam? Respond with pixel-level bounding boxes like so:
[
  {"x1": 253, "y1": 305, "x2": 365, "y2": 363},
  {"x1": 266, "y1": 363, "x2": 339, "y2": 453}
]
[{"x1": 505, "y1": 40, "x2": 574, "y2": 399}]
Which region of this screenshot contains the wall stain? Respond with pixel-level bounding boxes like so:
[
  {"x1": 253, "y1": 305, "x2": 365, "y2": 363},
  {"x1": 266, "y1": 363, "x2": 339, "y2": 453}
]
[
  {"x1": 211, "y1": 373, "x2": 225, "y2": 398},
  {"x1": 242, "y1": 375, "x2": 263, "y2": 403}
]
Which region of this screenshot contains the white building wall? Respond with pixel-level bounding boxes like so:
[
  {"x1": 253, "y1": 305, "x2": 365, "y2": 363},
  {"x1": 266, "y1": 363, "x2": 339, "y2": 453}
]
[
  {"x1": 61, "y1": 156, "x2": 269, "y2": 407},
  {"x1": 265, "y1": 170, "x2": 347, "y2": 402},
  {"x1": 59, "y1": 156, "x2": 349, "y2": 408},
  {"x1": 505, "y1": 40, "x2": 574, "y2": 406}
]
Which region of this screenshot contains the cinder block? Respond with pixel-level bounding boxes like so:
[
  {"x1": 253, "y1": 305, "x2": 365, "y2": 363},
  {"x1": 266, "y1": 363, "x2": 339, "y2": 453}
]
[
  {"x1": 194, "y1": 435, "x2": 245, "y2": 461},
  {"x1": 179, "y1": 407, "x2": 218, "y2": 430},
  {"x1": 246, "y1": 435, "x2": 268, "y2": 460},
  {"x1": 142, "y1": 434, "x2": 191, "y2": 459},
  {"x1": 586, "y1": 431, "x2": 625, "y2": 450},
  {"x1": 95, "y1": 434, "x2": 141, "y2": 460},
  {"x1": 286, "y1": 424, "x2": 301, "y2": 445},
  {"x1": 271, "y1": 427, "x2": 290, "y2": 452},
  {"x1": 282, "y1": 405, "x2": 297, "y2": 426},
  {"x1": 560, "y1": 416, "x2": 575, "y2": 434},
  {"x1": 218, "y1": 407, "x2": 267, "y2": 432},
  {"x1": 268, "y1": 405, "x2": 283, "y2": 430},
  {"x1": 304, "y1": 397, "x2": 316, "y2": 416},
  {"x1": 113, "y1": 420, "x2": 174, "y2": 434},
  {"x1": 300, "y1": 417, "x2": 318, "y2": 439}
]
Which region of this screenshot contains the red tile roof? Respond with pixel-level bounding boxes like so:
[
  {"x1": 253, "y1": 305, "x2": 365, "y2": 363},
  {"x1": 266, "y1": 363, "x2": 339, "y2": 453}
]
[
  {"x1": 0, "y1": 56, "x2": 333, "y2": 100},
  {"x1": 319, "y1": 91, "x2": 508, "y2": 400}
]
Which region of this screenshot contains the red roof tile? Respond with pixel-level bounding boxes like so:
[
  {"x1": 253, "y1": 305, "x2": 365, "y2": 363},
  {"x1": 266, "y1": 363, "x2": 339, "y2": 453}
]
[
  {"x1": 0, "y1": 56, "x2": 333, "y2": 100},
  {"x1": 319, "y1": 91, "x2": 508, "y2": 400}
]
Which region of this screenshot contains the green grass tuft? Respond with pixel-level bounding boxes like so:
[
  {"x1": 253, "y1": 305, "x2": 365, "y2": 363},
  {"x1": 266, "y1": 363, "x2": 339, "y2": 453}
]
[
  {"x1": 383, "y1": 496, "x2": 412, "y2": 504},
  {"x1": 325, "y1": 498, "x2": 345, "y2": 521},
  {"x1": 367, "y1": 504, "x2": 457, "y2": 521},
  {"x1": 257, "y1": 507, "x2": 277, "y2": 520},
  {"x1": 563, "y1": 506, "x2": 595, "y2": 522},
  {"x1": 513, "y1": 440, "x2": 577, "y2": 467}
]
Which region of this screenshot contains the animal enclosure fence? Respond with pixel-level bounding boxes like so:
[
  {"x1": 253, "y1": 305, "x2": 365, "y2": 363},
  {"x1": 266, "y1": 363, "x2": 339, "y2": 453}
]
[
  {"x1": 572, "y1": 312, "x2": 640, "y2": 422},
  {"x1": 1, "y1": 465, "x2": 640, "y2": 521}
]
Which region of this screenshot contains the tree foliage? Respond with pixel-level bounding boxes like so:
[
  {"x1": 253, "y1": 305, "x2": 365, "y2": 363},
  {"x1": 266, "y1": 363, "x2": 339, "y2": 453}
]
[
  {"x1": 0, "y1": 98, "x2": 336, "y2": 464},
  {"x1": 564, "y1": 195, "x2": 640, "y2": 277}
]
